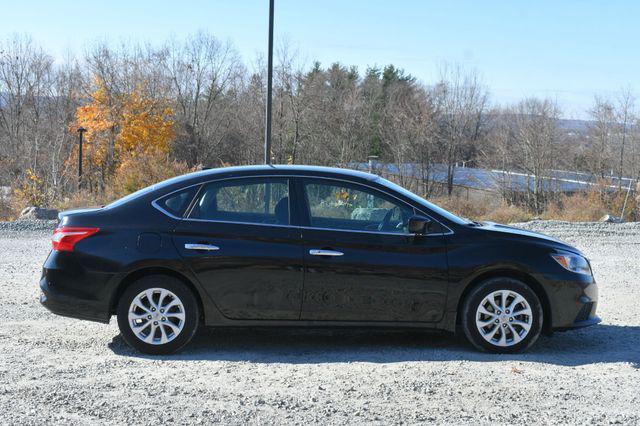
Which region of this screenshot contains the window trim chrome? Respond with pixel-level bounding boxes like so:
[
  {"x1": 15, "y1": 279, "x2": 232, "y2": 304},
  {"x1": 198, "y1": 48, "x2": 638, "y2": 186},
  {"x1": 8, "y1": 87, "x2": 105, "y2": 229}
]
[
  {"x1": 151, "y1": 174, "x2": 454, "y2": 236},
  {"x1": 151, "y1": 185, "x2": 202, "y2": 220},
  {"x1": 152, "y1": 199, "x2": 185, "y2": 221}
]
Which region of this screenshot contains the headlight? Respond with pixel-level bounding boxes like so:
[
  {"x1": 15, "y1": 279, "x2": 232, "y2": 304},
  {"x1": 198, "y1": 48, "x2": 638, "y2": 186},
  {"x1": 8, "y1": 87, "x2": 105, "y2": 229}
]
[{"x1": 551, "y1": 253, "x2": 592, "y2": 275}]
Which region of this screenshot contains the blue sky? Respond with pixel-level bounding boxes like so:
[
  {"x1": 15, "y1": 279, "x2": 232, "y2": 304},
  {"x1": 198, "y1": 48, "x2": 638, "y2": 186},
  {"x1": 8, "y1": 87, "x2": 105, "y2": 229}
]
[{"x1": 2, "y1": 0, "x2": 639, "y2": 118}]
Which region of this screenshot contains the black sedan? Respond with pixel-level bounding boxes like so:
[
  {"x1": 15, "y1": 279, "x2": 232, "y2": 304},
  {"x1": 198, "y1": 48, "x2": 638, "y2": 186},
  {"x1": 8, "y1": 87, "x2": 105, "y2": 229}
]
[{"x1": 40, "y1": 165, "x2": 600, "y2": 354}]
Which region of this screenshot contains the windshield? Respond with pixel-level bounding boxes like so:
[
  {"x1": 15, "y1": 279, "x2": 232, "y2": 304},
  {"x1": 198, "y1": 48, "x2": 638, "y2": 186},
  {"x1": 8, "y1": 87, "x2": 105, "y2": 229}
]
[{"x1": 375, "y1": 177, "x2": 470, "y2": 226}]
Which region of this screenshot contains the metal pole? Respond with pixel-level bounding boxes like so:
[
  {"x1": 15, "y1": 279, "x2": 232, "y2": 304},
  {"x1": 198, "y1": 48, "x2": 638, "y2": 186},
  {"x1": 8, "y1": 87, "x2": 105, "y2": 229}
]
[
  {"x1": 77, "y1": 127, "x2": 86, "y2": 191},
  {"x1": 620, "y1": 177, "x2": 635, "y2": 221},
  {"x1": 264, "y1": 0, "x2": 274, "y2": 165},
  {"x1": 367, "y1": 155, "x2": 378, "y2": 174}
]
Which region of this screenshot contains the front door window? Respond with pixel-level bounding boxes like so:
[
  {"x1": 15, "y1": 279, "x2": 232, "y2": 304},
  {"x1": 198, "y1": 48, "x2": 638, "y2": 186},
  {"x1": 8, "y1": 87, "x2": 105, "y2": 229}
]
[{"x1": 303, "y1": 180, "x2": 413, "y2": 233}]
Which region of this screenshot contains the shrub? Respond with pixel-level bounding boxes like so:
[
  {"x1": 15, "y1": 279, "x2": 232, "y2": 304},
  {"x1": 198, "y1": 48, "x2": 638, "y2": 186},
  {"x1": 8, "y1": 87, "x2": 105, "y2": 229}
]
[
  {"x1": 110, "y1": 151, "x2": 193, "y2": 200},
  {"x1": 0, "y1": 195, "x2": 13, "y2": 221},
  {"x1": 10, "y1": 169, "x2": 55, "y2": 218},
  {"x1": 480, "y1": 204, "x2": 533, "y2": 223},
  {"x1": 53, "y1": 190, "x2": 110, "y2": 211},
  {"x1": 53, "y1": 152, "x2": 194, "y2": 212},
  {"x1": 430, "y1": 194, "x2": 489, "y2": 221},
  {"x1": 542, "y1": 188, "x2": 638, "y2": 222}
]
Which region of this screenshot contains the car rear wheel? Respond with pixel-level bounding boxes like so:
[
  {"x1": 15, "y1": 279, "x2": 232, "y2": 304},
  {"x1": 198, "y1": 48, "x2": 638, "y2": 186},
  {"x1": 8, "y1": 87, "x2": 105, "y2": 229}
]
[
  {"x1": 462, "y1": 278, "x2": 543, "y2": 353},
  {"x1": 117, "y1": 275, "x2": 200, "y2": 355}
]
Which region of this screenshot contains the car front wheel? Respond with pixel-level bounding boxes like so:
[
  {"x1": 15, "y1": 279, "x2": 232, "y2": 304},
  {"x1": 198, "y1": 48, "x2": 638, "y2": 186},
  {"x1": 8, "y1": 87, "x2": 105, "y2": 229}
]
[
  {"x1": 117, "y1": 275, "x2": 200, "y2": 355},
  {"x1": 462, "y1": 278, "x2": 543, "y2": 353}
]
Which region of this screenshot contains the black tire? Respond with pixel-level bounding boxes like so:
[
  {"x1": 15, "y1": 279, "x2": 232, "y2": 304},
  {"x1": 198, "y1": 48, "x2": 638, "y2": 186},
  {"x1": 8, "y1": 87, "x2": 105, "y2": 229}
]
[
  {"x1": 117, "y1": 275, "x2": 200, "y2": 355},
  {"x1": 461, "y1": 277, "x2": 543, "y2": 353}
]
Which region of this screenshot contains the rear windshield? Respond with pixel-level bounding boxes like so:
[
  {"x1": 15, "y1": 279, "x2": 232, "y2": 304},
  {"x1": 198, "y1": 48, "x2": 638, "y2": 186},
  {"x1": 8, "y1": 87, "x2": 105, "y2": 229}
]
[
  {"x1": 104, "y1": 185, "x2": 158, "y2": 209},
  {"x1": 104, "y1": 170, "x2": 209, "y2": 209}
]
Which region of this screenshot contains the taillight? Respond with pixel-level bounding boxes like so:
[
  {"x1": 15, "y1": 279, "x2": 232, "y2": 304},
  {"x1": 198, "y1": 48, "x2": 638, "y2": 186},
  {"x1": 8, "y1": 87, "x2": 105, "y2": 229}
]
[{"x1": 52, "y1": 227, "x2": 100, "y2": 252}]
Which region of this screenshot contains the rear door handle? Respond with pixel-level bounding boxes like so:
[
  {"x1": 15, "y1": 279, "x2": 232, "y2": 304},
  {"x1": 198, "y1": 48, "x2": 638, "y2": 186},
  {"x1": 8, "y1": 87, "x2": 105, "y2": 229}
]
[
  {"x1": 309, "y1": 249, "x2": 344, "y2": 257},
  {"x1": 184, "y1": 243, "x2": 220, "y2": 251}
]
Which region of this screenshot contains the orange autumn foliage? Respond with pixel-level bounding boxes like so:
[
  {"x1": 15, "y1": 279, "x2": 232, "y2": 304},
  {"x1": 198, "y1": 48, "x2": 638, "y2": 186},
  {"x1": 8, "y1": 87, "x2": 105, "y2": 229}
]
[{"x1": 72, "y1": 79, "x2": 175, "y2": 180}]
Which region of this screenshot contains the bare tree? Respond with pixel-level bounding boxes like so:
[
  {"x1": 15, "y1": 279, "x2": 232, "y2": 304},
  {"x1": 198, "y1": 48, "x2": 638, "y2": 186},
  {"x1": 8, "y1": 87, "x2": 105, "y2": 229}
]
[
  {"x1": 0, "y1": 35, "x2": 54, "y2": 180},
  {"x1": 432, "y1": 64, "x2": 488, "y2": 195},
  {"x1": 586, "y1": 96, "x2": 616, "y2": 179},
  {"x1": 616, "y1": 88, "x2": 636, "y2": 184},
  {"x1": 379, "y1": 81, "x2": 437, "y2": 192},
  {"x1": 495, "y1": 98, "x2": 562, "y2": 213},
  {"x1": 163, "y1": 32, "x2": 242, "y2": 167}
]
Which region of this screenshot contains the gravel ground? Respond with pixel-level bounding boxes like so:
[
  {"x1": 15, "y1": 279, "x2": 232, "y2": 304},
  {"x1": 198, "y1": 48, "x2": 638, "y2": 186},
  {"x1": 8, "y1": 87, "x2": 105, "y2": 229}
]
[{"x1": 0, "y1": 220, "x2": 638, "y2": 425}]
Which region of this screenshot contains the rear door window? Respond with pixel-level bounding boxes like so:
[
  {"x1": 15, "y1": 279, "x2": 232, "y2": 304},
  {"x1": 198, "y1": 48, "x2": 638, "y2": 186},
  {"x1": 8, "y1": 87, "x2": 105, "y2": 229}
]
[{"x1": 189, "y1": 178, "x2": 290, "y2": 225}]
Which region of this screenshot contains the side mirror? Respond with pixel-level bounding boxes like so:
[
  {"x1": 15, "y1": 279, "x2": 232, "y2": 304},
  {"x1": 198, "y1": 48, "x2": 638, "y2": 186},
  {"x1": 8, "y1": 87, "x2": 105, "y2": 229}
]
[{"x1": 408, "y1": 215, "x2": 431, "y2": 235}]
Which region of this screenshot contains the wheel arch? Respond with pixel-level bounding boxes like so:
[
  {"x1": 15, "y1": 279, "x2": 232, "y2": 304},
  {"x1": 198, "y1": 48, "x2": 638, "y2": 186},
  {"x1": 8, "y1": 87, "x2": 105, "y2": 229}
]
[
  {"x1": 109, "y1": 266, "x2": 205, "y2": 321},
  {"x1": 455, "y1": 268, "x2": 552, "y2": 335}
]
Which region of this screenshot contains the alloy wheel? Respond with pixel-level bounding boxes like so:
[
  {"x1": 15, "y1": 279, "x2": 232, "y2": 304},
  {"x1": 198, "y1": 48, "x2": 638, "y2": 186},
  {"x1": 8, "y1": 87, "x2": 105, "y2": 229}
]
[
  {"x1": 128, "y1": 288, "x2": 186, "y2": 345},
  {"x1": 475, "y1": 289, "x2": 533, "y2": 347}
]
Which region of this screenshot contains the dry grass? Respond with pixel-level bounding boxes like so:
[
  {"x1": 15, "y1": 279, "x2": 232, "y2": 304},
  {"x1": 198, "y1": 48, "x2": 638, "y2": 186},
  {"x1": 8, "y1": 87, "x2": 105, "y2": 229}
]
[
  {"x1": 52, "y1": 190, "x2": 112, "y2": 211},
  {"x1": 481, "y1": 204, "x2": 534, "y2": 223},
  {"x1": 0, "y1": 197, "x2": 13, "y2": 221},
  {"x1": 543, "y1": 192, "x2": 607, "y2": 222},
  {"x1": 543, "y1": 189, "x2": 638, "y2": 222},
  {"x1": 430, "y1": 194, "x2": 533, "y2": 223},
  {"x1": 430, "y1": 188, "x2": 638, "y2": 224}
]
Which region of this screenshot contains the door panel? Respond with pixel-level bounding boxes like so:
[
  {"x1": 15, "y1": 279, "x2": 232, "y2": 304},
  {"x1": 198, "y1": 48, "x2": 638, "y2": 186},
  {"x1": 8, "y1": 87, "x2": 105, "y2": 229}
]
[
  {"x1": 298, "y1": 178, "x2": 449, "y2": 322},
  {"x1": 174, "y1": 221, "x2": 303, "y2": 320},
  {"x1": 173, "y1": 176, "x2": 303, "y2": 320},
  {"x1": 301, "y1": 229, "x2": 449, "y2": 322}
]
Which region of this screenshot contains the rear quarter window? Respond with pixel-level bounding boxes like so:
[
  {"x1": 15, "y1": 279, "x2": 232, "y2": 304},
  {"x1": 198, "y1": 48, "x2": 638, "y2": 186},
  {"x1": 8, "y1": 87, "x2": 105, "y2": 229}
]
[{"x1": 155, "y1": 187, "x2": 198, "y2": 218}]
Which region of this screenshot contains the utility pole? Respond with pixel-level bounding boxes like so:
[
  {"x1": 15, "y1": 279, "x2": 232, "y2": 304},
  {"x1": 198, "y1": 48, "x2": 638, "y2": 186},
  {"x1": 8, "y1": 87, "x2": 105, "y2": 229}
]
[
  {"x1": 77, "y1": 127, "x2": 86, "y2": 190},
  {"x1": 264, "y1": 0, "x2": 274, "y2": 165}
]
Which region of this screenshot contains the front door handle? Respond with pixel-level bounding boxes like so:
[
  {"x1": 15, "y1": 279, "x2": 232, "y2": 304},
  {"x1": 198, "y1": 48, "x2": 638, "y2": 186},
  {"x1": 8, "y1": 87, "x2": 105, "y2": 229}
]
[
  {"x1": 185, "y1": 243, "x2": 220, "y2": 251},
  {"x1": 309, "y1": 249, "x2": 344, "y2": 257}
]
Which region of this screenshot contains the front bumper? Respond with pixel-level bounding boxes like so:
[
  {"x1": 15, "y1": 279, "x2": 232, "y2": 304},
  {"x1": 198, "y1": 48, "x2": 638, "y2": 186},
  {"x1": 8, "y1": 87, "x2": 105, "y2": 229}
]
[
  {"x1": 544, "y1": 271, "x2": 600, "y2": 331},
  {"x1": 554, "y1": 315, "x2": 601, "y2": 331}
]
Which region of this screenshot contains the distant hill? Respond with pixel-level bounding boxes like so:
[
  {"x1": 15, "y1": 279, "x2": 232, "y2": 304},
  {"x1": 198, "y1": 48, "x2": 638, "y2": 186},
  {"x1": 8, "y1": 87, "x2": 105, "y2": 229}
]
[
  {"x1": 557, "y1": 119, "x2": 592, "y2": 133},
  {"x1": 0, "y1": 93, "x2": 624, "y2": 134}
]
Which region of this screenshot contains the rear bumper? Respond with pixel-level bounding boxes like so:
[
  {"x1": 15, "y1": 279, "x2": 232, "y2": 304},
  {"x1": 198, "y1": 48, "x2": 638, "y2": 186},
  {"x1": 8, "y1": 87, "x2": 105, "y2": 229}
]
[
  {"x1": 40, "y1": 276, "x2": 111, "y2": 323},
  {"x1": 39, "y1": 250, "x2": 114, "y2": 323}
]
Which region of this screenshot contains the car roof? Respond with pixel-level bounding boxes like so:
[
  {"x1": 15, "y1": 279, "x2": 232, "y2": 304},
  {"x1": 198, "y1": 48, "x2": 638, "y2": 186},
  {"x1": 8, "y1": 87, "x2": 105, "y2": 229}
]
[
  {"x1": 105, "y1": 165, "x2": 381, "y2": 209},
  {"x1": 174, "y1": 164, "x2": 380, "y2": 183}
]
